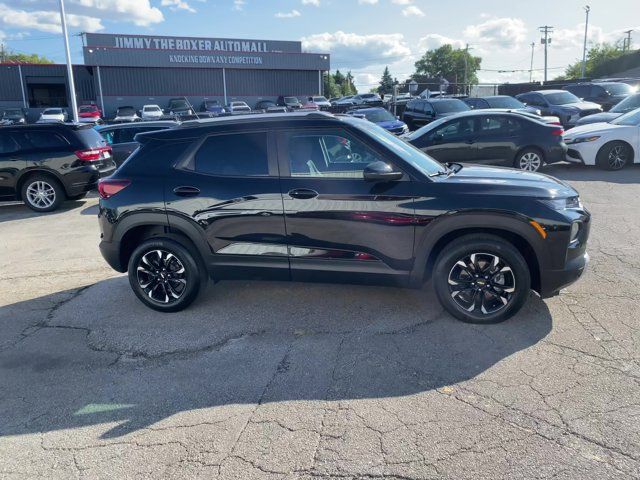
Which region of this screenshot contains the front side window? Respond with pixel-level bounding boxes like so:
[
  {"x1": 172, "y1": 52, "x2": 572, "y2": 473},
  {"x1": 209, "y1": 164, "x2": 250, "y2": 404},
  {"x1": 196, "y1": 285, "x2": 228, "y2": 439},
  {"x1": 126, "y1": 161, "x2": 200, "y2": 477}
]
[
  {"x1": 432, "y1": 118, "x2": 476, "y2": 140},
  {"x1": 194, "y1": 132, "x2": 269, "y2": 176}
]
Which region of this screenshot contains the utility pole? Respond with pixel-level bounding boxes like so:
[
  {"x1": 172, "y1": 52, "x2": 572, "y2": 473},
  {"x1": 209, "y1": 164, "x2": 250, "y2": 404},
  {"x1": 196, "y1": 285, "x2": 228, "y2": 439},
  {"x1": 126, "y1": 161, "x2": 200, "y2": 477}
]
[
  {"x1": 529, "y1": 42, "x2": 535, "y2": 82},
  {"x1": 59, "y1": 0, "x2": 79, "y2": 123},
  {"x1": 623, "y1": 30, "x2": 633, "y2": 52},
  {"x1": 0, "y1": 43, "x2": 5, "y2": 63},
  {"x1": 581, "y1": 6, "x2": 590, "y2": 79},
  {"x1": 463, "y1": 44, "x2": 472, "y2": 95},
  {"x1": 539, "y1": 26, "x2": 553, "y2": 83}
]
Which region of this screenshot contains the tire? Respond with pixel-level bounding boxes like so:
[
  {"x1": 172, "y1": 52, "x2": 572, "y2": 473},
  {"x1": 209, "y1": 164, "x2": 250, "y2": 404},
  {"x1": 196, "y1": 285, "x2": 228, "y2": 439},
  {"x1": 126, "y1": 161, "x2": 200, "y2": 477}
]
[
  {"x1": 67, "y1": 192, "x2": 88, "y2": 201},
  {"x1": 127, "y1": 238, "x2": 203, "y2": 312},
  {"x1": 21, "y1": 174, "x2": 65, "y2": 212},
  {"x1": 433, "y1": 234, "x2": 531, "y2": 324},
  {"x1": 514, "y1": 148, "x2": 544, "y2": 172},
  {"x1": 596, "y1": 141, "x2": 632, "y2": 171}
]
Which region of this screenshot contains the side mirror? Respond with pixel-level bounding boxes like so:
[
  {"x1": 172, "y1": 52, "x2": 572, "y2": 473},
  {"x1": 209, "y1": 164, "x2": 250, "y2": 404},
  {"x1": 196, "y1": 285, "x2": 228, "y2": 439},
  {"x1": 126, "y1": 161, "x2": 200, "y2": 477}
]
[{"x1": 363, "y1": 161, "x2": 403, "y2": 182}]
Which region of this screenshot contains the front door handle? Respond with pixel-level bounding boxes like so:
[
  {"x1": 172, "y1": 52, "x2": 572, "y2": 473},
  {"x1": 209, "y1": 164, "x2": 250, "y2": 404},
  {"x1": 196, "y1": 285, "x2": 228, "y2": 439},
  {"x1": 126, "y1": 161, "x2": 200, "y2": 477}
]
[
  {"x1": 288, "y1": 188, "x2": 318, "y2": 200},
  {"x1": 173, "y1": 186, "x2": 201, "y2": 197}
]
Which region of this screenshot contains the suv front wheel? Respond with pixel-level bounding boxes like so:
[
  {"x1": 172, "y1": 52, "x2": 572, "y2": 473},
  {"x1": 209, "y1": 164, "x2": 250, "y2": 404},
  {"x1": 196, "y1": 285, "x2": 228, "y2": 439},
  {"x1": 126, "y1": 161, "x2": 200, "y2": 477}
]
[
  {"x1": 128, "y1": 238, "x2": 203, "y2": 312},
  {"x1": 433, "y1": 234, "x2": 531, "y2": 324}
]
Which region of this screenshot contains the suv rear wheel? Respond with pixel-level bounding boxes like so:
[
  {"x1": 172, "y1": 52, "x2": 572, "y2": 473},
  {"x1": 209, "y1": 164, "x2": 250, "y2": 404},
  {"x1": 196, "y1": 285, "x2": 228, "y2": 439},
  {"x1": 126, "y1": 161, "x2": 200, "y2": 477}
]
[
  {"x1": 433, "y1": 234, "x2": 531, "y2": 324},
  {"x1": 127, "y1": 238, "x2": 202, "y2": 312},
  {"x1": 21, "y1": 174, "x2": 65, "y2": 212}
]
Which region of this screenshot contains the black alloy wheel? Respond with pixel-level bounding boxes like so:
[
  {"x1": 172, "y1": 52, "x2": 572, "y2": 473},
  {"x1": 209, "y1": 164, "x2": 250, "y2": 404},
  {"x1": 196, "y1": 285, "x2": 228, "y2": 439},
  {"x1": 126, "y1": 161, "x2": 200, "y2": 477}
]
[{"x1": 596, "y1": 141, "x2": 632, "y2": 171}]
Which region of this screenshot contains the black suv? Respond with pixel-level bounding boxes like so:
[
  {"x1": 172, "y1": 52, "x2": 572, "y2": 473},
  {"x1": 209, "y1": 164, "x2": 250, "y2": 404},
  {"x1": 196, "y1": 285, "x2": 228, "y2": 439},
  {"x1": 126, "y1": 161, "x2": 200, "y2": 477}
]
[
  {"x1": 402, "y1": 98, "x2": 470, "y2": 130},
  {"x1": 98, "y1": 112, "x2": 590, "y2": 323},
  {"x1": 1, "y1": 123, "x2": 115, "y2": 211},
  {"x1": 563, "y1": 82, "x2": 634, "y2": 111}
]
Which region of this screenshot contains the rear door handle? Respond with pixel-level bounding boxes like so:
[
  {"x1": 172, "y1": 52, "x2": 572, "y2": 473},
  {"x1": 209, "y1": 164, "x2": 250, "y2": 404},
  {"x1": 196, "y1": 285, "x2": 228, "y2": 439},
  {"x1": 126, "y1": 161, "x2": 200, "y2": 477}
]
[
  {"x1": 173, "y1": 186, "x2": 201, "y2": 197},
  {"x1": 288, "y1": 188, "x2": 318, "y2": 200}
]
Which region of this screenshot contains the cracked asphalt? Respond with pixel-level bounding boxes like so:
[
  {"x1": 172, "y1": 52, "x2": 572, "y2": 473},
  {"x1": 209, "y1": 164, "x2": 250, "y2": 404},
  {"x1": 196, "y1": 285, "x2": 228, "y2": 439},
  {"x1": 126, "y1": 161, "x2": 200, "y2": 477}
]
[{"x1": 1, "y1": 164, "x2": 639, "y2": 479}]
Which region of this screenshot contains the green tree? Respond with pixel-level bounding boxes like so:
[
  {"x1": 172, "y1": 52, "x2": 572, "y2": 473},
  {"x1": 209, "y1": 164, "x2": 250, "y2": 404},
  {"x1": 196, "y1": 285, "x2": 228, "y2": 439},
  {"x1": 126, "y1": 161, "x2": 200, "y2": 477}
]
[
  {"x1": 562, "y1": 43, "x2": 625, "y2": 79},
  {"x1": 343, "y1": 71, "x2": 356, "y2": 95},
  {"x1": 323, "y1": 72, "x2": 342, "y2": 99},
  {"x1": 0, "y1": 49, "x2": 53, "y2": 64},
  {"x1": 377, "y1": 66, "x2": 394, "y2": 95},
  {"x1": 413, "y1": 44, "x2": 481, "y2": 86},
  {"x1": 334, "y1": 70, "x2": 345, "y2": 88}
]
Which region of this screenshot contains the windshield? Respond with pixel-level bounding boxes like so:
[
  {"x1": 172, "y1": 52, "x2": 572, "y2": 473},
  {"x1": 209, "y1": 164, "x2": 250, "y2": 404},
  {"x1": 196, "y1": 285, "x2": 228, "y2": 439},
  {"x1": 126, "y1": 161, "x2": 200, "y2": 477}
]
[
  {"x1": 432, "y1": 100, "x2": 470, "y2": 114},
  {"x1": 170, "y1": 100, "x2": 189, "y2": 109},
  {"x1": 361, "y1": 109, "x2": 395, "y2": 123},
  {"x1": 144, "y1": 106, "x2": 161, "y2": 111},
  {"x1": 610, "y1": 107, "x2": 640, "y2": 126},
  {"x1": 43, "y1": 109, "x2": 62, "y2": 114},
  {"x1": 117, "y1": 107, "x2": 136, "y2": 115},
  {"x1": 285, "y1": 97, "x2": 299, "y2": 103},
  {"x1": 346, "y1": 117, "x2": 445, "y2": 176},
  {"x1": 204, "y1": 101, "x2": 220, "y2": 107},
  {"x1": 544, "y1": 91, "x2": 580, "y2": 105},
  {"x1": 611, "y1": 94, "x2": 640, "y2": 113},
  {"x1": 313, "y1": 96, "x2": 328, "y2": 102},
  {"x1": 79, "y1": 106, "x2": 96, "y2": 113},
  {"x1": 4, "y1": 109, "x2": 22, "y2": 116},
  {"x1": 605, "y1": 83, "x2": 633, "y2": 96},
  {"x1": 485, "y1": 96, "x2": 525, "y2": 109}
]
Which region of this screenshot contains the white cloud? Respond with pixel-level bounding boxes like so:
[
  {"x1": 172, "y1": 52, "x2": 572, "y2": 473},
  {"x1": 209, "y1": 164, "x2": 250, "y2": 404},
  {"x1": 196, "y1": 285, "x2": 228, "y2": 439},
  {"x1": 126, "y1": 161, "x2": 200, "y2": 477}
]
[
  {"x1": 0, "y1": 3, "x2": 103, "y2": 33},
  {"x1": 233, "y1": 0, "x2": 245, "y2": 11},
  {"x1": 358, "y1": 0, "x2": 378, "y2": 4},
  {"x1": 418, "y1": 33, "x2": 465, "y2": 51},
  {"x1": 161, "y1": 0, "x2": 196, "y2": 13},
  {"x1": 275, "y1": 9, "x2": 301, "y2": 18},
  {"x1": 401, "y1": 5, "x2": 424, "y2": 16},
  {"x1": 68, "y1": 0, "x2": 164, "y2": 26},
  {"x1": 302, "y1": 0, "x2": 320, "y2": 5},
  {"x1": 391, "y1": 0, "x2": 412, "y2": 4},
  {"x1": 463, "y1": 17, "x2": 527, "y2": 50}
]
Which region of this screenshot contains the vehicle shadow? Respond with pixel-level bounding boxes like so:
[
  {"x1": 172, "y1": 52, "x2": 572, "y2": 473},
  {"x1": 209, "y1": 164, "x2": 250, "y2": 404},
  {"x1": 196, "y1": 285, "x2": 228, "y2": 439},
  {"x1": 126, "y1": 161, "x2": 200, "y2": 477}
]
[
  {"x1": 0, "y1": 276, "x2": 552, "y2": 440},
  {"x1": 541, "y1": 162, "x2": 640, "y2": 184},
  {"x1": 0, "y1": 199, "x2": 90, "y2": 224}
]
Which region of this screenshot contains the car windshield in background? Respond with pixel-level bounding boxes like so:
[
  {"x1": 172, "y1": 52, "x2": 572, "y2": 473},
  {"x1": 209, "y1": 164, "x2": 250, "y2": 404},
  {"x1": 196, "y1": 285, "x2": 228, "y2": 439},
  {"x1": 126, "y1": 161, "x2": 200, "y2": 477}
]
[
  {"x1": 313, "y1": 97, "x2": 328, "y2": 102},
  {"x1": 144, "y1": 106, "x2": 161, "y2": 111},
  {"x1": 605, "y1": 83, "x2": 633, "y2": 95},
  {"x1": 433, "y1": 100, "x2": 469, "y2": 114},
  {"x1": 485, "y1": 97, "x2": 525, "y2": 109},
  {"x1": 205, "y1": 101, "x2": 220, "y2": 106},
  {"x1": 79, "y1": 106, "x2": 96, "y2": 113},
  {"x1": 544, "y1": 92, "x2": 580, "y2": 105},
  {"x1": 43, "y1": 109, "x2": 62, "y2": 114},
  {"x1": 170, "y1": 101, "x2": 189, "y2": 109},
  {"x1": 346, "y1": 117, "x2": 445, "y2": 176},
  {"x1": 285, "y1": 97, "x2": 299, "y2": 103},
  {"x1": 610, "y1": 108, "x2": 640, "y2": 126},
  {"x1": 4, "y1": 109, "x2": 22, "y2": 116},
  {"x1": 117, "y1": 107, "x2": 136, "y2": 116},
  {"x1": 611, "y1": 94, "x2": 640, "y2": 113},
  {"x1": 362, "y1": 109, "x2": 395, "y2": 123}
]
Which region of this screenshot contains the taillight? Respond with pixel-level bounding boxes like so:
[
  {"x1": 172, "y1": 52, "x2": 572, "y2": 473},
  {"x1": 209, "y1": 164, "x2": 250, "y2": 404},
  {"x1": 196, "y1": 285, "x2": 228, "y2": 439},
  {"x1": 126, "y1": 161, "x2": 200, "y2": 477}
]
[
  {"x1": 98, "y1": 178, "x2": 130, "y2": 199},
  {"x1": 551, "y1": 128, "x2": 564, "y2": 136},
  {"x1": 75, "y1": 146, "x2": 112, "y2": 161}
]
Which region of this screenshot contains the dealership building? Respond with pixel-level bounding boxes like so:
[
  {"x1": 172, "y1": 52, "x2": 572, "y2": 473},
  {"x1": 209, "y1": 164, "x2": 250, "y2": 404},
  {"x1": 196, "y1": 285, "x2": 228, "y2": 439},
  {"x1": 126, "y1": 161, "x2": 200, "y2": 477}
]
[{"x1": 0, "y1": 33, "x2": 330, "y2": 119}]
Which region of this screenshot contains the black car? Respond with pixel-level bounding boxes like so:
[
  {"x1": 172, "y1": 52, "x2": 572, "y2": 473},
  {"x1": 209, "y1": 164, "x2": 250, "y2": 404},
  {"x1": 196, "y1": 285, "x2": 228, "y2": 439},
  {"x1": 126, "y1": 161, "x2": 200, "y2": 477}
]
[
  {"x1": 563, "y1": 82, "x2": 634, "y2": 111},
  {"x1": 404, "y1": 111, "x2": 566, "y2": 172},
  {"x1": 96, "y1": 121, "x2": 178, "y2": 166},
  {"x1": 97, "y1": 112, "x2": 589, "y2": 324},
  {"x1": 255, "y1": 100, "x2": 288, "y2": 113},
  {"x1": 0, "y1": 124, "x2": 115, "y2": 211},
  {"x1": 402, "y1": 98, "x2": 470, "y2": 130},
  {"x1": 516, "y1": 90, "x2": 602, "y2": 128},
  {"x1": 575, "y1": 93, "x2": 640, "y2": 126},
  {"x1": 167, "y1": 98, "x2": 195, "y2": 118},
  {"x1": 1, "y1": 108, "x2": 27, "y2": 125},
  {"x1": 276, "y1": 96, "x2": 302, "y2": 109},
  {"x1": 463, "y1": 95, "x2": 541, "y2": 115}
]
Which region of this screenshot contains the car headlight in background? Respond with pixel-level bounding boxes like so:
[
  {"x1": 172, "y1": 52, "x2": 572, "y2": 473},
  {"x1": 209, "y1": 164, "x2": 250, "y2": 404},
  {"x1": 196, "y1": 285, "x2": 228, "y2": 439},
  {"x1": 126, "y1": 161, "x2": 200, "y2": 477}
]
[
  {"x1": 567, "y1": 135, "x2": 600, "y2": 144},
  {"x1": 540, "y1": 196, "x2": 582, "y2": 210}
]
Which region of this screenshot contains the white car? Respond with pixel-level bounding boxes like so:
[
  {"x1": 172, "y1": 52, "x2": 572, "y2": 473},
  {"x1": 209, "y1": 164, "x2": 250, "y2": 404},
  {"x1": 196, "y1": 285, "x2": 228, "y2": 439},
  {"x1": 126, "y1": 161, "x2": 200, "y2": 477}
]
[
  {"x1": 114, "y1": 106, "x2": 140, "y2": 122},
  {"x1": 226, "y1": 101, "x2": 251, "y2": 114},
  {"x1": 564, "y1": 107, "x2": 640, "y2": 170},
  {"x1": 333, "y1": 96, "x2": 356, "y2": 106},
  {"x1": 310, "y1": 96, "x2": 331, "y2": 110},
  {"x1": 141, "y1": 105, "x2": 163, "y2": 120},
  {"x1": 37, "y1": 108, "x2": 67, "y2": 123}
]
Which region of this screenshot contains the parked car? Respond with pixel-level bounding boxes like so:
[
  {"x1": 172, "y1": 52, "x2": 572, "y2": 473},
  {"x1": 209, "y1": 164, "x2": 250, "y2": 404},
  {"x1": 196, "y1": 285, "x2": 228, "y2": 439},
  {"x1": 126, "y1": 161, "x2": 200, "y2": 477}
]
[
  {"x1": 300, "y1": 98, "x2": 319, "y2": 111},
  {"x1": 37, "y1": 108, "x2": 67, "y2": 124},
  {"x1": 78, "y1": 104, "x2": 102, "y2": 124},
  {"x1": 563, "y1": 82, "x2": 634, "y2": 111},
  {"x1": 352, "y1": 93, "x2": 381, "y2": 105},
  {"x1": 97, "y1": 111, "x2": 589, "y2": 324},
  {"x1": 96, "y1": 121, "x2": 178, "y2": 166},
  {"x1": 575, "y1": 93, "x2": 640, "y2": 126},
  {"x1": 515, "y1": 90, "x2": 601, "y2": 128},
  {"x1": 332, "y1": 96, "x2": 356, "y2": 106},
  {"x1": 200, "y1": 100, "x2": 225, "y2": 115},
  {"x1": 402, "y1": 98, "x2": 471, "y2": 130},
  {"x1": 167, "y1": 98, "x2": 195, "y2": 118},
  {"x1": 141, "y1": 105, "x2": 163, "y2": 121},
  {"x1": 310, "y1": 96, "x2": 332, "y2": 110},
  {"x1": 347, "y1": 107, "x2": 408, "y2": 135},
  {"x1": 277, "y1": 96, "x2": 302, "y2": 109},
  {"x1": 255, "y1": 100, "x2": 287, "y2": 113},
  {"x1": 564, "y1": 107, "x2": 640, "y2": 170},
  {"x1": 226, "y1": 101, "x2": 251, "y2": 114},
  {"x1": 0, "y1": 108, "x2": 27, "y2": 125},
  {"x1": 404, "y1": 111, "x2": 566, "y2": 172},
  {"x1": 0, "y1": 123, "x2": 114, "y2": 211},
  {"x1": 114, "y1": 106, "x2": 140, "y2": 122},
  {"x1": 464, "y1": 96, "x2": 541, "y2": 115}
]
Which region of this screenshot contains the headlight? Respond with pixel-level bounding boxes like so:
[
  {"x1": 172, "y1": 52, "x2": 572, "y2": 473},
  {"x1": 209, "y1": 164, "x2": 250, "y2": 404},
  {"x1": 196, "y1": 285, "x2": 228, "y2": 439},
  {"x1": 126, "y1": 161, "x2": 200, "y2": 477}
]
[
  {"x1": 569, "y1": 222, "x2": 581, "y2": 243},
  {"x1": 568, "y1": 135, "x2": 600, "y2": 144},
  {"x1": 540, "y1": 196, "x2": 582, "y2": 210}
]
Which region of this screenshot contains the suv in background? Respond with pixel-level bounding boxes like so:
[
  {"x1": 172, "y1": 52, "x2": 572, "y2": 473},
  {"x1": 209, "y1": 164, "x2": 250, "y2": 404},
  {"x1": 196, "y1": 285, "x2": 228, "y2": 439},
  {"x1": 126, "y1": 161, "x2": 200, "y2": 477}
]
[
  {"x1": 97, "y1": 112, "x2": 590, "y2": 324},
  {"x1": 277, "y1": 96, "x2": 302, "y2": 109},
  {"x1": 402, "y1": 98, "x2": 471, "y2": 130},
  {"x1": 1, "y1": 108, "x2": 27, "y2": 125},
  {"x1": 464, "y1": 95, "x2": 541, "y2": 115},
  {"x1": 0, "y1": 124, "x2": 115, "y2": 211},
  {"x1": 78, "y1": 104, "x2": 102, "y2": 124},
  {"x1": 167, "y1": 98, "x2": 195, "y2": 118},
  {"x1": 563, "y1": 82, "x2": 634, "y2": 111},
  {"x1": 96, "y1": 121, "x2": 178, "y2": 166},
  {"x1": 114, "y1": 106, "x2": 140, "y2": 122},
  {"x1": 516, "y1": 90, "x2": 601, "y2": 128},
  {"x1": 352, "y1": 93, "x2": 382, "y2": 106},
  {"x1": 201, "y1": 100, "x2": 225, "y2": 115}
]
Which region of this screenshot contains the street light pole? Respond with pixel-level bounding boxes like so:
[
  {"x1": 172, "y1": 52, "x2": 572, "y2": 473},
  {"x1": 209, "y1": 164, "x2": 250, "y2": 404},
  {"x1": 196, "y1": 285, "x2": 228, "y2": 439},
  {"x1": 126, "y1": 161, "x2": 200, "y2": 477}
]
[
  {"x1": 59, "y1": 0, "x2": 79, "y2": 123},
  {"x1": 529, "y1": 42, "x2": 535, "y2": 82},
  {"x1": 581, "y1": 5, "x2": 590, "y2": 79}
]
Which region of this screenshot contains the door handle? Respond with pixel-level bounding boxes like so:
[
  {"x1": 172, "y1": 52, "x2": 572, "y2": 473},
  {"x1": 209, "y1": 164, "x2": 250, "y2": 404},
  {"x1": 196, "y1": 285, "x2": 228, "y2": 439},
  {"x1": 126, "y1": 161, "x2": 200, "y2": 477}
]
[
  {"x1": 288, "y1": 188, "x2": 318, "y2": 200},
  {"x1": 173, "y1": 186, "x2": 201, "y2": 197}
]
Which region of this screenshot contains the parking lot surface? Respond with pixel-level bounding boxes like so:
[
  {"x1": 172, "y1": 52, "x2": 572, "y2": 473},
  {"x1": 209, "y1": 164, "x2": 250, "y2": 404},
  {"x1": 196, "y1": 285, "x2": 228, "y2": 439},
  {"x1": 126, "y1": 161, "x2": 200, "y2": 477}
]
[{"x1": 1, "y1": 165, "x2": 639, "y2": 479}]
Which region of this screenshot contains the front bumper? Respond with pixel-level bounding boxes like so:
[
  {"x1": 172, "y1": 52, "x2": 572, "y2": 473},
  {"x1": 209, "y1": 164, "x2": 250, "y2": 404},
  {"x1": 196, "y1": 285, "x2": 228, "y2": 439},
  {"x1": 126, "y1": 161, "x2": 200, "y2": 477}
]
[{"x1": 539, "y1": 252, "x2": 589, "y2": 298}]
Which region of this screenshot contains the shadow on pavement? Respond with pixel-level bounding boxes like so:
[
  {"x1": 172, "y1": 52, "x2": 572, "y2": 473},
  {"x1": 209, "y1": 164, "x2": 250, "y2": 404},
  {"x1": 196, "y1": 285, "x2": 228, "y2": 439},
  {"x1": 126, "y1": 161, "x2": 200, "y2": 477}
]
[
  {"x1": 541, "y1": 163, "x2": 640, "y2": 184},
  {"x1": 0, "y1": 199, "x2": 89, "y2": 223},
  {"x1": 0, "y1": 276, "x2": 552, "y2": 440}
]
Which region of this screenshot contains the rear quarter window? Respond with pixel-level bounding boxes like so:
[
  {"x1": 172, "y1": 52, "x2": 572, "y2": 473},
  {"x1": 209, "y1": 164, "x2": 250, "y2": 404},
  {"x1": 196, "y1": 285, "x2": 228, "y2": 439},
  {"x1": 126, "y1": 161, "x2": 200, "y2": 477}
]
[
  {"x1": 13, "y1": 131, "x2": 70, "y2": 150},
  {"x1": 193, "y1": 132, "x2": 269, "y2": 177}
]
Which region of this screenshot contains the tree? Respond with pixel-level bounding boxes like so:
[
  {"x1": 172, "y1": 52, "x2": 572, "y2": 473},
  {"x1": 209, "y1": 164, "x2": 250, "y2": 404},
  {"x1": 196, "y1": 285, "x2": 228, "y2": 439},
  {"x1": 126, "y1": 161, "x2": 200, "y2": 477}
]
[
  {"x1": 343, "y1": 71, "x2": 356, "y2": 95},
  {"x1": 562, "y1": 43, "x2": 625, "y2": 79},
  {"x1": 413, "y1": 44, "x2": 481, "y2": 86},
  {"x1": 323, "y1": 72, "x2": 341, "y2": 99},
  {"x1": 0, "y1": 47, "x2": 53, "y2": 64},
  {"x1": 377, "y1": 66, "x2": 394, "y2": 95}
]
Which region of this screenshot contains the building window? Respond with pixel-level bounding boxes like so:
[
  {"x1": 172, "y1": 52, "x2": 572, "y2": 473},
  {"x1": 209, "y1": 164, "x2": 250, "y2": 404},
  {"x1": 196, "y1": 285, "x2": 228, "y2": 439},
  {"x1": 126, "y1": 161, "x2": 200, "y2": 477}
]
[{"x1": 28, "y1": 84, "x2": 68, "y2": 108}]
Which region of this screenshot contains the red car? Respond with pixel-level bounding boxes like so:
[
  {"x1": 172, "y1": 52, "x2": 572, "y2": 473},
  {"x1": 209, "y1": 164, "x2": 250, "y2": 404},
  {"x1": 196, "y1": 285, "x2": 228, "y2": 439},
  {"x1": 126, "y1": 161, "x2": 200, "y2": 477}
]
[
  {"x1": 78, "y1": 104, "x2": 103, "y2": 123},
  {"x1": 300, "y1": 97, "x2": 319, "y2": 111}
]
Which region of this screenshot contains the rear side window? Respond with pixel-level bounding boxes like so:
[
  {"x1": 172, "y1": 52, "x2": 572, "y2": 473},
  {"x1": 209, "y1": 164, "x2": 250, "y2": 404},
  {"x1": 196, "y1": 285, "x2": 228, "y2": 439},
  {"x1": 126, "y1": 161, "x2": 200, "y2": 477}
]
[
  {"x1": 14, "y1": 131, "x2": 69, "y2": 150},
  {"x1": 194, "y1": 132, "x2": 269, "y2": 176},
  {"x1": 479, "y1": 116, "x2": 522, "y2": 134},
  {"x1": 0, "y1": 133, "x2": 20, "y2": 154}
]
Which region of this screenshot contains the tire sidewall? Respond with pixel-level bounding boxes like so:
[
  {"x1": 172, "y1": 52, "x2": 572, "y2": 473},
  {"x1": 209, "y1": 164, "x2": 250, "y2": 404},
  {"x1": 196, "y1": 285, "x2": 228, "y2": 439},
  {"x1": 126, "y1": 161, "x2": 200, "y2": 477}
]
[
  {"x1": 127, "y1": 238, "x2": 201, "y2": 312},
  {"x1": 597, "y1": 141, "x2": 629, "y2": 171},
  {"x1": 433, "y1": 236, "x2": 531, "y2": 324},
  {"x1": 514, "y1": 148, "x2": 544, "y2": 172},
  {"x1": 21, "y1": 175, "x2": 65, "y2": 212}
]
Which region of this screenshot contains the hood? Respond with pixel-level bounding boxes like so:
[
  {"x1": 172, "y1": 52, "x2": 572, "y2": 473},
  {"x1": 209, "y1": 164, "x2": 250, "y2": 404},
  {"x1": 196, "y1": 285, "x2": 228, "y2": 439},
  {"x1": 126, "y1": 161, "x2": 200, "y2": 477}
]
[
  {"x1": 575, "y1": 112, "x2": 621, "y2": 125},
  {"x1": 440, "y1": 164, "x2": 577, "y2": 199},
  {"x1": 377, "y1": 120, "x2": 406, "y2": 129},
  {"x1": 561, "y1": 101, "x2": 602, "y2": 112},
  {"x1": 565, "y1": 122, "x2": 625, "y2": 138}
]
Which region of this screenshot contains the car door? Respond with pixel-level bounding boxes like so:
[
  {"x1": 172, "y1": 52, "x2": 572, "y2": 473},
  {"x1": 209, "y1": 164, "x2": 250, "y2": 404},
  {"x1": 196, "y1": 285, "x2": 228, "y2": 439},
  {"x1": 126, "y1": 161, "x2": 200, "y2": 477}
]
[
  {"x1": 475, "y1": 115, "x2": 521, "y2": 166},
  {"x1": 0, "y1": 131, "x2": 24, "y2": 199},
  {"x1": 164, "y1": 129, "x2": 289, "y2": 280},
  {"x1": 415, "y1": 117, "x2": 478, "y2": 163},
  {"x1": 276, "y1": 126, "x2": 416, "y2": 281}
]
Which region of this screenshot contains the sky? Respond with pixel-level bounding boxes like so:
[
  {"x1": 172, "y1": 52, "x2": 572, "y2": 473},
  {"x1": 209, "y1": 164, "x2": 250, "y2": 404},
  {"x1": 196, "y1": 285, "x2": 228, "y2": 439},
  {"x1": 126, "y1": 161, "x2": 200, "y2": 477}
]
[{"x1": 1, "y1": 0, "x2": 638, "y2": 91}]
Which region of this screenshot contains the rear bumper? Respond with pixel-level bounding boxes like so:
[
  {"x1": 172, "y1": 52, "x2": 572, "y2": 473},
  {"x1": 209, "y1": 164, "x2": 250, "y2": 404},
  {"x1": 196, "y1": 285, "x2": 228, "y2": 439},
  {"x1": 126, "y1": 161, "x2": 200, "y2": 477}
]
[
  {"x1": 99, "y1": 239, "x2": 125, "y2": 272},
  {"x1": 545, "y1": 144, "x2": 568, "y2": 165},
  {"x1": 539, "y1": 252, "x2": 589, "y2": 298}
]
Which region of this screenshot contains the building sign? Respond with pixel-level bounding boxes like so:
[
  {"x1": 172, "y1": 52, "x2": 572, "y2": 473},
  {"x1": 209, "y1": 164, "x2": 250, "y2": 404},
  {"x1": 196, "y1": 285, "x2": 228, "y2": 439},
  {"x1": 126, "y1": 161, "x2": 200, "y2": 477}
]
[{"x1": 113, "y1": 36, "x2": 271, "y2": 54}]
